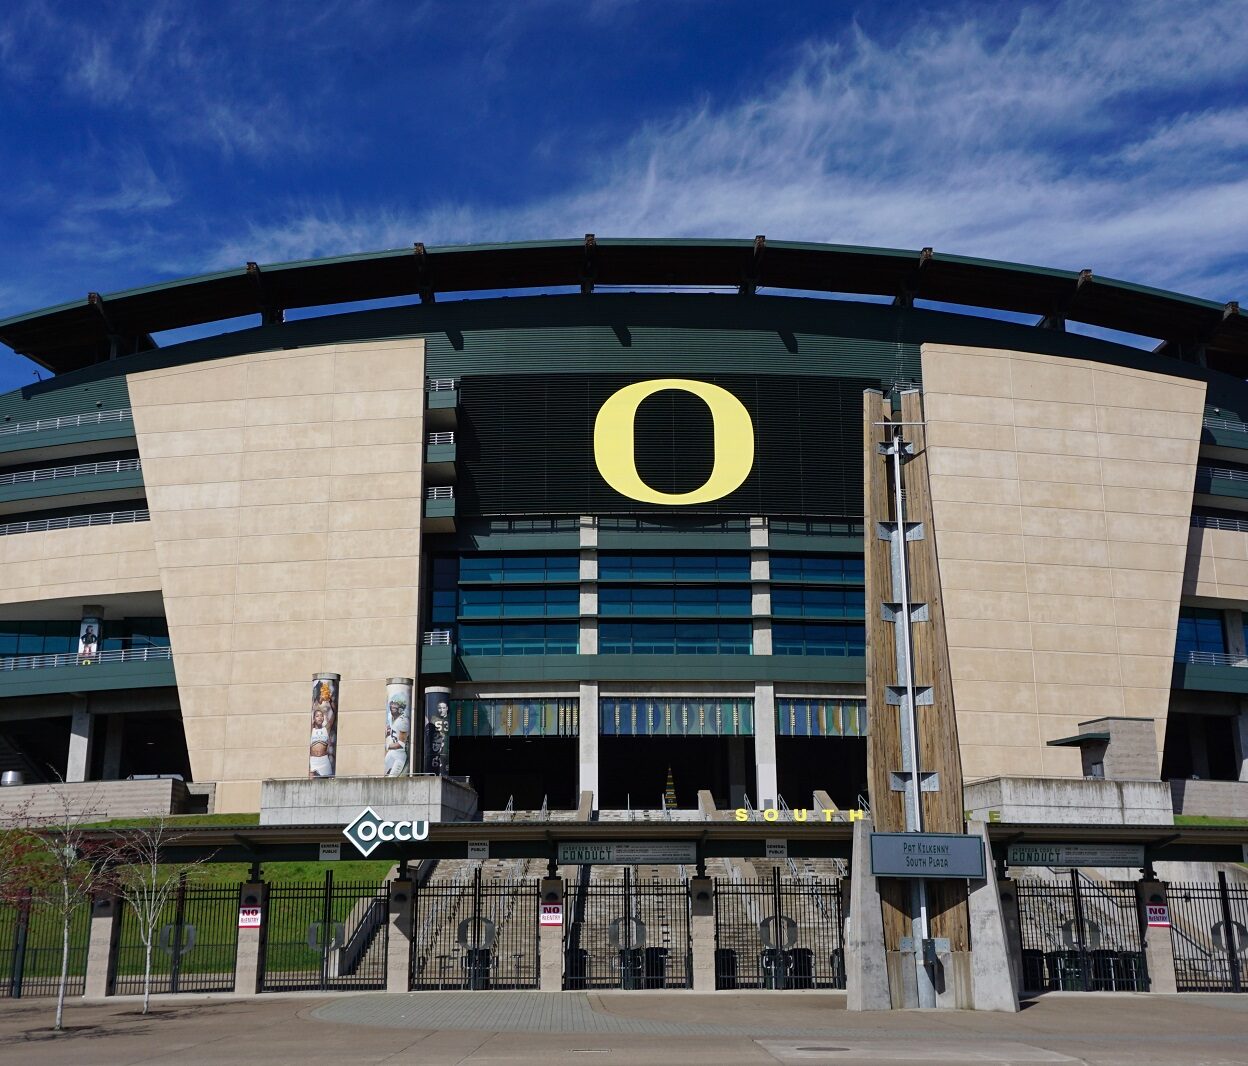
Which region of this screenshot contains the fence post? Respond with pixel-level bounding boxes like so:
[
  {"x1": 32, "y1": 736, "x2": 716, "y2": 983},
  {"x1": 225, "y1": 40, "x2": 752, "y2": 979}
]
[
  {"x1": 386, "y1": 880, "x2": 413, "y2": 993},
  {"x1": 232, "y1": 882, "x2": 266, "y2": 996},
  {"x1": 1139, "y1": 880, "x2": 1178, "y2": 993},
  {"x1": 539, "y1": 878, "x2": 563, "y2": 991},
  {"x1": 689, "y1": 877, "x2": 716, "y2": 991},
  {"x1": 84, "y1": 893, "x2": 119, "y2": 999}
]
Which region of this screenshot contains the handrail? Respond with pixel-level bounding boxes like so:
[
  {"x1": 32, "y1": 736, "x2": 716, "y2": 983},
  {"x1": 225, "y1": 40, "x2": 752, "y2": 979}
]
[
  {"x1": 1204, "y1": 415, "x2": 1248, "y2": 435},
  {"x1": 0, "y1": 408, "x2": 132, "y2": 439},
  {"x1": 0, "y1": 645, "x2": 172, "y2": 672},
  {"x1": 422, "y1": 630, "x2": 452, "y2": 646},
  {"x1": 1197, "y1": 465, "x2": 1248, "y2": 483},
  {"x1": 1184, "y1": 650, "x2": 1248, "y2": 667},
  {"x1": 427, "y1": 486, "x2": 455, "y2": 499},
  {"x1": 427, "y1": 432, "x2": 455, "y2": 446},
  {"x1": 0, "y1": 508, "x2": 150, "y2": 538},
  {"x1": 1192, "y1": 515, "x2": 1248, "y2": 533},
  {"x1": 0, "y1": 457, "x2": 141, "y2": 487},
  {"x1": 426, "y1": 378, "x2": 456, "y2": 392}
]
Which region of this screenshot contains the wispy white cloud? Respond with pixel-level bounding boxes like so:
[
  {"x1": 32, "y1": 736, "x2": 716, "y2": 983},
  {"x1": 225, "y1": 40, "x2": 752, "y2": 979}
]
[{"x1": 210, "y1": 0, "x2": 1248, "y2": 302}]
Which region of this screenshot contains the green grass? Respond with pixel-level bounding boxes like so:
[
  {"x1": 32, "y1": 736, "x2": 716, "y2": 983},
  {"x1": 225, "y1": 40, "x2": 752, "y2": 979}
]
[
  {"x1": 1174, "y1": 814, "x2": 1248, "y2": 827},
  {"x1": 81, "y1": 812, "x2": 262, "y2": 829}
]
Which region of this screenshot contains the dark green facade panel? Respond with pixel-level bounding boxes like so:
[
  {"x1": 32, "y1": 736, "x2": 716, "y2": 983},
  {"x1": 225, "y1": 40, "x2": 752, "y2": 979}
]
[
  {"x1": 434, "y1": 652, "x2": 866, "y2": 684},
  {"x1": 0, "y1": 468, "x2": 145, "y2": 507},
  {"x1": 1170, "y1": 662, "x2": 1248, "y2": 695},
  {"x1": 0, "y1": 658, "x2": 176, "y2": 698}
]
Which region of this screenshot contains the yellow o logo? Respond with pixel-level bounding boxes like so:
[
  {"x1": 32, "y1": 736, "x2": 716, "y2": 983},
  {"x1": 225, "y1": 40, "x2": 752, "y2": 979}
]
[{"x1": 593, "y1": 379, "x2": 754, "y2": 505}]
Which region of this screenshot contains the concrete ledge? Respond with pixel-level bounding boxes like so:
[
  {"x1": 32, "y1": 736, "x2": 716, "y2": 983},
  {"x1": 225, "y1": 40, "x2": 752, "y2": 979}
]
[
  {"x1": 0, "y1": 777, "x2": 188, "y2": 824},
  {"x1": 1170, "y1": 778, "x2": 1248, "y2": 819},
  {"x1": 259, "y1": 774, "x2": 479, "y2": 826},
  {"x1": 964, "y1": 776, "x2": 1173, "y2": 826}
]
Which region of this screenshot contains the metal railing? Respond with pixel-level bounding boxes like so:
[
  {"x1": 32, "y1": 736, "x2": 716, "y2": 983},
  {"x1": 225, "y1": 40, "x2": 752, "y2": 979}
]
[
  {"x1": 0, "y1": 408, "x2": 132, "y2": 439},
  {"x1": 427, "y1": 486, "x2": 454, "y2": 499},
  {"x1": 0, "y1": 508, "x2": 150, "y2": 538},
  {"x1": 426, "y1": 379, "x2": 456, "y2": 392},
  {"x1": 422, "y1": 629, "x2": 452, "y2": 646},
  {"x1": 1192, "y1": 515, "x2": 1248, "y2": 533},
  {"x1": 1197, "y1": 465, "x2": 1248, "y2": 482},
  {"x1": 0, "y1": 457, "x2": 141, "y2": 487},
  {"x1": 427, "y1": 432, "x2": 455, "y2": 446},
  {"x1": 1183, "y1": 650, "x2": 1248, "y2": 667},
  {"x1": 1203, "y1": 415, "x2": 1248, "y2": 435},
  {"x1": 0, "y1": 645, "x2": 172, "y2": 672}
]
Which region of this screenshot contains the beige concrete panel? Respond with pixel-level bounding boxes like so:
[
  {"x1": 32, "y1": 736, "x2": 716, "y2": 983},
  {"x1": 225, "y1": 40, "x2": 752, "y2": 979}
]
[
  {"x1": 182, "y1": 716, "x2": 226, "y2": 752},
  {"x1": 1011, "y1": 398, "x2": 1099, "y2": 432},
  {"x1": 1026, "y1": 593, "x2": 1116, "y2": 626},
  {"x1": 941, "y1": 589, "x2": 1031, "y2": 622},
  {"x1": 927, "y1": 448, "x2": 1018, "y2": 481},
  {"x1": 327, "y1": 528, "x2": 420, "y2": 561},
  {"x1": 237, "y1": 532, "x2": 328, "y2": 564},
  {"x1": 178, "y1": 684, "x2": 232, "y2": 716},
  {"x1": 229, "y1": 649, "x2": 326, "y2": 685},
  {"x1": 232, "y1": 590, "x2": 332, "y2": 624},
  {"x1": 230, "y1": 619, "x2": 326, "y2": 654},
  {"x1": 923, "y1": 421, "x2": 1017, "y2": 451},
  {"x1": 173, "y1": 652, "x2": 234, "y2": 688},
  {"x1": 328, "y1": 499, "x2": 424, "y2": 532},
  {"x1": 948, "y1": 680, "x2": 1037, "y2": 714},
  {"x1": 1100, "y1": 457, "x2": 1197, "y2": 492},
  {"x1": 922, "y1": 392, "x2": 1015, "y2": 427},
  {"x1": 945, "y1": 618, "x2": 1033, "y2": 651},
  {"x1": 238, "y1": 478, "x2": 331, "y2": 509},
  {"x1": 1016, "y1": 452, "x2": 1102, "y2": 486},
  {"x1": 1018, "y1": 481, "x2": 1106, "y2": 512},
  {"x1": 133, "y1": 428, "x2": 244, "y2": 458},
  {"x1": 1019, "y1": 507, "x2": 1106, "y2": 540},
  {"x1": 1108, "y1": 539, "x2": 1190, "y2": 572},
  {"x1": 327, "y1": 472, "x2": 426, "y2": 502},
  {"x1": 938, "y1": 559, "x2": 1028, "y2": 593},
  {"x1": 131, "y1": 400, "x2": 243, "y2": 433},
  {"x1": 241, "y1": 422, "x2": 334, "y2": 453},
  {"x1": 949, "y1": 649, "x2": 1035, "y2": 683},
  {"x1": 152, "y1": 508, "x2": 240, "y2": 542},
  {"x1": 1026, "y1": 564, "x2": 1113, "y2": 598},
  {"x1": 329, "y1": 444, "x2": 422, "y2": 476},
  {"x1": 141, "y1": 453, "x2": 244, "y2": 488},
  {"x1": 1013, "y1": 427, "x2": 1100, "y2": 458},
  {"x1": 1034, "y1": 683, "x2": 1125, "y2": 716},
  {"x1": 917, "y1": 349, "x2": 1015, "y2": 398},
  {"x1": 961, "y1": 746, "x2": 1048, "y2": 781},
  {"x1": 332, "y1": 390, "x2": 421, "y2": 421},
  {"x1": 241, "y1": 449, "x2": 320, "y2": 482},
  {"x1": 1031, "y1": 623, "x2": 1119, "y2": 655},
  {"x1": 322, "y1": 615, "x2": 422, "y2": 650},
  {"x1": 1008, "y1": 358, "x2": 1096, "y2": 403},
  {"x1": 163, "y1": 595, "x2": 236, "y2": 628},
  {"x1": 242, "y1": 394, "x2": 328, "y2": 427},
  {"x1": 159, "y1": 565, "x2": 241, "y2": 599},
  {"x1": 1097, "y1": 432, "x2": 1200, "y2": 464},
  {"x1": 954, "y1": 712, "x2": 1041, "y2": 748},
  {"x1": 1096, "y1": 406, "x2": 1205, "y2": 439},
  {"x1": 189, "y1": 748, "x2": 225, "y2": 785},
  {"x1": 243, "y1": 351, "x2": 336, "y2": 398},
  {"x1": 927, "y1": 474, "x2": 1021, "y2": 505},
  {"x1": 129, "y1": 363, "x2": 250, "y2": 406},
  {"x1": 324, "y1": 586, "x2": 422, "y2": 620},
  {"x1": 329, "y1": 417, "x2": 424, "y2": 448},
  {"x1": 1091, "y1": 369, "x2": 1206, "y2": 414},
  {"x1": 324, "y1": 557, "x2": 415, "y2": 591},
  {"x1": 1117, "y1": 656, "x2": 1175, "y2": 690},
  {"x1": 214, "y1": 780, "x2": 262, "y2": 814},
  {"x1": 233, "y1": 560, "x2": 328, "y2": 594},
  {"x1": 1104, "y1": 512, "x2": 1190, "y2": 545},
  {"x1": 153, "y1": 537, "x2": 239, "y2": 569},
  {"x1": 146, "y1": 482, "x2": 242, "y2": 511},
  {"x1": 1109, "y1": 568, "x2": 1184, "y2": 601},
  {"x1": 236, "y1": 502, "x2": 330, "y2": 537},
  {"x1": 1021, "y1": 535, "x2": 1110, "y2": 568},
  {"x1": 1039, "y1": 746, "x2": 1083, "y2": 778},
  {"x1": 1203, "y1": 528, "x2": 1248, "y2": 560},
  {"x1": 931, "y1": 531, "x2": 1024, "y2": 562},
  {"x1": 1102, "y1": 485, "x2": 1192, "y2": 517},
  {"x1": 1122, "y1": 688, "x2": 1173, "y2": 718},
  {"x1": 930, "y1": 501, "x2": 1021, "y2": 535},
  {"x1": 1110, "y1": 598, "x2": 1177, "y2": 630},
  {"x1": 1033, "y1": 652, "x2": 1122, "y2": 688}
]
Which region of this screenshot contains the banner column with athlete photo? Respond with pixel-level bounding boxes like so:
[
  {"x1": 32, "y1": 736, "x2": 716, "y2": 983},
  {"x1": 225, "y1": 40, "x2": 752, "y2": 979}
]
[
  {"x1": 384, "y1": 677, "x2": 414, "y2": 776},
  {"x1": 308, "y1": 673, "x2": 340, "y2": 778}
]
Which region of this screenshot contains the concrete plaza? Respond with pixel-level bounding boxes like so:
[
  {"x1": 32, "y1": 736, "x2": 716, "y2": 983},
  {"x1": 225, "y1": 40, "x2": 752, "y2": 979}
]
[{"x1": 0, "y1": 991, "x2": 1246, "y2": 1065}]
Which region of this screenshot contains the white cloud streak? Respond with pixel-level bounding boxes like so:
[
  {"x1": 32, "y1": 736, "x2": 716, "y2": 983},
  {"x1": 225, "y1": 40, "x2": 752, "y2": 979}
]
[{"x1": 212, "y1": 0, "x2": 1248, "y2": 302}]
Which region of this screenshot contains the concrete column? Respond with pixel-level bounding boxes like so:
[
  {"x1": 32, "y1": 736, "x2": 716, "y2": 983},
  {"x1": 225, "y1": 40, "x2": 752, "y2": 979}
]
[
  {"x1": 845, "y1": 816, "x2": 891, "y2": 1011},
  {"x1": 83, "y1": 894, "x2": 119, "y2": 998},
  {"x1": 67, "y1": 704, "x2": 93, "y2": 783},
  {"x1": 1138, "y1": 881, "x2": 1179, "y2": 994},
  {"x1": 1234, "y1": 704, "x2": 1248, "y2": 782},
  {"x1": 386, "y1": 880, "x2": 413, "y2": 992},
  {"x1": 749, "y1": 516, "x2": 768, "y2": 549},
  {"x1": 997, "y1": 879, "x2": 1025, "y2": 994},
  {"x1": 753, "y1": 682, "x2": 777, "y2": 808},
  {"x1": 689, "y1": 877, "x2": 716, "y2": 991},
  {"x1": 232, "y1": 883, "x2": 266, "y2": 996},
  {"x1": 966, "y1": 821, "x2": 1019, "y2": 1012},
  {"x1": 579, "y1": 516, "x2": 597, "y2": 549},
  {"x1": 751, "y1": 618, "x2": 772, "y2": 655},
  {"x1": 1224, "y1": 609, "x2": 1247, "y2": 658},
  {"x1": 539, "y1": 878, "x2": 564, "y2": 992},
  {"x1": 578, "y1": 617, "x2": 598, "y2": 654},
  {"x1": 101, "y1": 715, "x2": 125, "y2": 780},
  {"x1": 578, "y1": 682, "x2": 599, "y2": 805}
]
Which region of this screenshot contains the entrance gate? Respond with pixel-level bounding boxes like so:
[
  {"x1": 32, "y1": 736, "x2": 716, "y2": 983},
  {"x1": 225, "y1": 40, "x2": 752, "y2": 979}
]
[
  {"x1": 0, "y1": 892, "x2": 90, "y2": 998},
  {"x1": 110, "y1": 881, "x2": 241, "y2": 995},
  {"x1": 259, "y1": 874, "x2": 389, "y2": 992},
  {"x1": 563, "y1": 870, "x2": 691, "y2": 989},
  {"x1": 1167, "y1": 873, "x2": 1248, "y2": 992},
  {"x1": 713, "y1": 869, "x2": 844, "y2": 989},
  {"x1": 409, "y1": 868, "x2": 539, "y2": 990},
  {"x1": 1015, "y1": 872, "x2": 1148, "y2": 992}
]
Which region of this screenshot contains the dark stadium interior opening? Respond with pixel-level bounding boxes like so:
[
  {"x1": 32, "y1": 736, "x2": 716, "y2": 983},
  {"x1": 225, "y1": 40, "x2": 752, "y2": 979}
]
[
  {"x1": 775, "y1": 736, "x2": 868, "y2": 810},
  {"x1": 597, "y1": 736, "x2": 753, "y2": 810},
  {"x1": 453, "y1": 736, "x2": 579, "y2": 810},
  {"x1": 0, "y1": 710, "x2": 191, "y2": 784}
]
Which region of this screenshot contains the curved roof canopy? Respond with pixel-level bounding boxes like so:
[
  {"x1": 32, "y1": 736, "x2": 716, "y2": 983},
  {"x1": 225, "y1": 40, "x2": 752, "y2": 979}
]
[{"x1": 0, "y1": 237, "x2": 1243, "y2": 375}]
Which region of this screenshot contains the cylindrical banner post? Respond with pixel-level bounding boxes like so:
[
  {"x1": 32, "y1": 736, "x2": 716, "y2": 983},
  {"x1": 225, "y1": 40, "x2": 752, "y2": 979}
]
[
  {"x1": 423, "y1": 687, "x2": 451, "y2": 775},
  {"x1": 309, "y1": 673, "x2": 341, "y2": 778},
  {"x1": 384, "y1": 677, "x2": 414, "y2": 776},
  {"x1": 78, "y1": 605, "x2": 104, "y2": 664}
]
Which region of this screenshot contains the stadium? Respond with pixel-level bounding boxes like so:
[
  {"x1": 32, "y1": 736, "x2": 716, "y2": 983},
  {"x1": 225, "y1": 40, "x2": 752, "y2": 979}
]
[{"x1": 0, "y1": 238, "x2": 1246, "y2": 1005}]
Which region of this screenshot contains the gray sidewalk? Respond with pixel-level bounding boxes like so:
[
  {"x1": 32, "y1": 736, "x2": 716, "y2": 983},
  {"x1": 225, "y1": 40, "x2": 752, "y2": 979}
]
[{"x1": 1, "y1": 991, "x2": 1246, "y2": 1065}]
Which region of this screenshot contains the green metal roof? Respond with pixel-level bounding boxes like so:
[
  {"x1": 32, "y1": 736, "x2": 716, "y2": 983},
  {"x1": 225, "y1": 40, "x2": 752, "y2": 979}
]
[{"x1": 0, "y1": 237, "x2": 1242, "y2": 374}]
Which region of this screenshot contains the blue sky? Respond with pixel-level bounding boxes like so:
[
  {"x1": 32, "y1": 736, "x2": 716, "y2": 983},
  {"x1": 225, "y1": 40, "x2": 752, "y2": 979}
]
[{"x1": 1, "y1": 0, "x2": 1246, "y2": 391}]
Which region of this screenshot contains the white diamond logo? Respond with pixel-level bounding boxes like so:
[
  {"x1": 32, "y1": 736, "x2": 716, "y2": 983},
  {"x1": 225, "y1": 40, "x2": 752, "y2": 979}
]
[{"x1": 343, "y1": 806, "x2": 384, "y2": 857}]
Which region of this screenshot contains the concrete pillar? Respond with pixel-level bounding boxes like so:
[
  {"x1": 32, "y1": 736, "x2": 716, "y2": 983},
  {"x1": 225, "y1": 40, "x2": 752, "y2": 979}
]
[
  {"x1": 579, "y1": 516, "x2": 597, "y2": 549},
  {"x1": 1138, "y1": 881, "x2": 1179, "y2": 994},
  {"x1": 753, "y1": 682, "x2": 777, "y2": 808},
  {"x1": 1234, "y1": 704, "x2": 1248, "y2": 782},
  {"x1": 83, "y1": 894, "x2": 119, "y2": 998},
  {"x1": 966, "y1": 821, "x2": 1019, "y2": 1012},
  {"x1": 233, "y1": 883, "x2": 266, "y2": 995},
  {"x1": 539, "y1": 878, "x2": 563, "y2": 992},
  {"x1": 578, "y1": 617, "x2": 598, "y2": 654},
  {"x1": 1224, "y1": 609, "x2": 1246, "y2": 659},
  {"x1": 845, "y1": 816, "x2": 891, "y2": 1011},
  {"x1": 997, "y1": 879, "x2": 1025, "y2": 994},
  {"x1": 386, "y1": 880, "x2": 413, "y2": 992},
  {"x1": 689, "y1": 877, "x2": 716, "y2": 990},
  {"x1": 578, "y1": 682, "x2": 599, "y2": 805},
  {"x1": 751, "y1": 547, "x2": 771, "y2": 653},
  {"x1": 67, "y1": 704, "x2": 93, "y2": 783},
  {"x1": 749, "y1": 516, "x2": 768, "y2": 549},
  {"x1": 101, "y1": 715, "x2": 125, "y2": 780}
]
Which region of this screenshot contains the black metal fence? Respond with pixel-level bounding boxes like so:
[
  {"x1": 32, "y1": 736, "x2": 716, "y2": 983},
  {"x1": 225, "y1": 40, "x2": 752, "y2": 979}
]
[
  {"x1": 1167, "y1": 873, "x2": 1248, "y2": 992},
  {"x1": 1015, "y1": 872, "x2": 1148, "y2": 992},
  {"x1": 564, "y1": 870, "x2": 691, "y2": 989},
  {"x1": 260, "y1": 874, "x2": 389, "y2": 992},
  {"x1": 0, "y1": 892, "x2": 91, "y2": 998},
  {"x1": 110, "y1": 881, "x2": 241, "y2": 995},
  {"x1": 713, "y1": 870, "x2": 844, "y2": 989},
  {"x1": 409, "y1": 868, "x2": 540, "y2": 990}
]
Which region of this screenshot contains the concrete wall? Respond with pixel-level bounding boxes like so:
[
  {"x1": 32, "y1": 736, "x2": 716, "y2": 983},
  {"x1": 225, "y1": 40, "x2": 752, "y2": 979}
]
[
  {"x1": 921, "y1": 343, "x2": 1206, "y2": 782},
  {"x1": 259, "y1": 774, "x2": 479, "y2": 826},
  {"x1": 964, "y1": 775, "x2": 1174, "y2": 825},
  {"x1": 127, "y1": 339, "x2": 427, "y2": 812},
  {"x1": 0, "y1": 777, "x2": 187, "y2": 824},
  {"x1": 1183, "y1": 523, "x2": 1248, "y2": 602},
  {"x1": 1170, "y1": 778, "x2": 1248, "y2": 819},
  {"x1": 0, "y1": 520, "x2": 159, "y2": 607}
]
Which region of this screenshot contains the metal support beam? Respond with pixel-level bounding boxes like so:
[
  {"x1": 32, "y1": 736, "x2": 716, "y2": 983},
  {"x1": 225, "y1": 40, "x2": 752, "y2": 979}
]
[
  {"x1": 246, "y1": 262, "x2": 285, "y2": 325},
  {"x1": 891, "y1": 247, "x2": 932, "y2": 307},
  {"x1": 580, "y1": 233, "x2": 597, "y2": 295},
  {"x1": 739, "y1": 234, "x2": 765, "y2": 296},
  {"x1": 413, "y1": 242, "x2": 435, "y2": 303},
  {"x1": 1039, "y1": 268, "x2": 1092, "y2": 331}
]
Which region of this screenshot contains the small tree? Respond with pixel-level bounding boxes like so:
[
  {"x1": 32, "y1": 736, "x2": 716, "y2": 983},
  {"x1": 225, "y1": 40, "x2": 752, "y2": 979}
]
[{"x1": 108, "y1": 815, "x2": 212, "y2": 1014}]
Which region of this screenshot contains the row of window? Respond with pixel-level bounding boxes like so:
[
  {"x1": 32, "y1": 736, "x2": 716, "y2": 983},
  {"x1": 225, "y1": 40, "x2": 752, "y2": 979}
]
[
  {"x1": 0, "y1": 618, "x2": 170, "y2": 657},
  {"x1": 440, "y1": 697, "x2": 868, "y2": 738},
  {"x1": 1175, "y1": 607, "x2": 1227, "y2": 658},
  {"x1": 599, "y1": 622, "x2": 753, "y2": 655}
]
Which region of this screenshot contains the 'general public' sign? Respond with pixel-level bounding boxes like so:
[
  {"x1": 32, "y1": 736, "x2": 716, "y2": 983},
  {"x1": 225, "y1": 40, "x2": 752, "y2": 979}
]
[
  {"x1": 556, "y1": 841, "x2": 697, "y2": 865},
  {"x1": 1006, "y1": 843, "x2": 1145, "y2": 868},
  {"x1": 870, "y1": 832, "x2": 985, "y2": 879}
]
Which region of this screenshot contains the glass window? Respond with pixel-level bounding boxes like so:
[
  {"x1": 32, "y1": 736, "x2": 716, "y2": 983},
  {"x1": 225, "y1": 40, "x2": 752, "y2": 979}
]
[
  {"x1": 599, "y1": 697, "x2": 755, "y2": 736},
  {"x1": 0, "y1": 626, "x2": 18, "y2": 656},
  {"x1": 777, "y1": 698, "x2": 868, "y2": 736},
  {"x1": 771, "y1": 586, "x2": 865, "y2": 619},
  {"x1": 773, "y1": 622, "x2": 866, "y2": 657},
  {"x1": 457, "y1": 622, "x2": 578, "y2": 656},
  {"x1": 449, "y1": 698, "x2": 579, "y2": 737},
  {"x1": 770, "y1": 554, "x2": 864, "y2": 583},
  {"x1": 597, "y1": 585, "x2": 751, "y2": 617},
  {"x1": 597, "y1": 553, "x2": 750, "y2": 581},
  {"x1": 1175, "y1": 608, "x2": 1228, "y2": 660},
  {"x1": 598, "y1": 622, "x2": 752, "y2": 655}
]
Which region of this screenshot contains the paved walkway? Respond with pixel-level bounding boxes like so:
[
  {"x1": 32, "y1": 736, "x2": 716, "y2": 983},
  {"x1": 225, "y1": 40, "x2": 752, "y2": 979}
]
[{"x1": 0, "y1": 991, "x2": 1246, "y2": 1065}]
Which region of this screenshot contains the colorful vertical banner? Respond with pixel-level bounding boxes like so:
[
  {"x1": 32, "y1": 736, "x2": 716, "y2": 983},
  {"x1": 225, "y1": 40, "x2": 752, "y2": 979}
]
[
  {"x1": 384, "y1": 676, "x2": 414, "y2": 776},
  {"x1": 77, "y1": 614, "x2": 102, "y2": 663},
  {"x1": 309, "y1": 673, "x2": 340, "y2": 778},
  {"x1": 423, "y1": 686, "x2": 451, "y2": 775}
]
